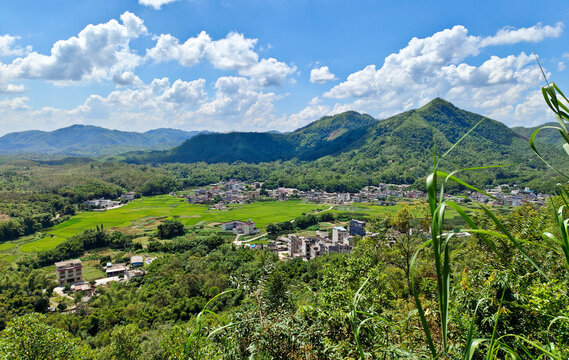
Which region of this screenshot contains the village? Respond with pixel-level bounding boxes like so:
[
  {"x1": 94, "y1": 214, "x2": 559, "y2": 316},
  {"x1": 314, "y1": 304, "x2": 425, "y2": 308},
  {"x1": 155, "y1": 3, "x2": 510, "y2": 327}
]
[
  {"x1": 55, "y1": 179, "x2": 548, "y2": 311},
  {"x1": 82, "y1": 179, "x2": 548, "y2": 212},
  {"x1": 180, "y1": 179, "x2": 547, "y2": 208}
]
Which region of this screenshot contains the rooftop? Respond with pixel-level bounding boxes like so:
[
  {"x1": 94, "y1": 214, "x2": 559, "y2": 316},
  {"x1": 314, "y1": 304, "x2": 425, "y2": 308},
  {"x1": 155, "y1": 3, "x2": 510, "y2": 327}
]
[{"x1": 55, "y1": 259, "x2": 82, "y2": 267}]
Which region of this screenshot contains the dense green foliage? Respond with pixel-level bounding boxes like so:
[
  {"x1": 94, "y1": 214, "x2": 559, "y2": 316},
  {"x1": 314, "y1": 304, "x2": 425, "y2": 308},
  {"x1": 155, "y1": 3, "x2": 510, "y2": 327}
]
[
  {"x1": 127, "y1": 110, "x2": 377, "y2": 163},
  {"x1": 156, "y1": 219, "x2": 186, "y2": 239},
  {"x1": 19, "y1": 227, "x2": 134, "y2": 268},
  {"x1": 512, "y1": 121, "x2": 563, "y2": 147}
]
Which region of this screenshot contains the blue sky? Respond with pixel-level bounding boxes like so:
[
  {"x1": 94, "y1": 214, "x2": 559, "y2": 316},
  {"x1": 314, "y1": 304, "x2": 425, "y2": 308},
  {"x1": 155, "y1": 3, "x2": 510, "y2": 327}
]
[{"x1": 0, "y1": 0, "x2": 568, "y2": 135}]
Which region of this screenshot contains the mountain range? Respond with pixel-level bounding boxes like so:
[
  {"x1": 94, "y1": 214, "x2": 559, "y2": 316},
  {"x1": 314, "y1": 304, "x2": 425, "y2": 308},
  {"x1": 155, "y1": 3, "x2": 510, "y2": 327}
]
[
  {"x1": 124, "y1": 98, "x2": 559, "y2": 169},
  {"x1": 0, "y1": 125, "x2": 204, "y2": 156},
  {"x1": 1, "y1": 99, "x2": 563, "y2": 180}
]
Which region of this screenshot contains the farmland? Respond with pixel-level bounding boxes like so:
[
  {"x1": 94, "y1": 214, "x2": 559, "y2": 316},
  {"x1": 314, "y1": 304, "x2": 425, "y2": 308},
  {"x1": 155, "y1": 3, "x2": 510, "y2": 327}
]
[{"x1": 3, "y1": 196, "x2": 405, "y2": 256}]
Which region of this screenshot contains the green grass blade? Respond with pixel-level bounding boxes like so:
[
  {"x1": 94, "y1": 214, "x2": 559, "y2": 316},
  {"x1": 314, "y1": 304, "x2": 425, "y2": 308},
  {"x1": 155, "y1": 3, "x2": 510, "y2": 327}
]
[
  {"x1": 410, "y1": 240, "x2": 437, "y2": 358},
  {"x1": 463, "y1": 299, "x2": 485, "y2": 360},
  {"x1": 445, "y1": 201, "x2": 504, "y2": 262},
  {"x1": 477, "y1": 203, "x2": 548, "y2": 280},
  {"x1": 530, "y1": 127, "x2": 569, "y2": 180},
  {"x1": 442, "y1": 116, "x2": 487, "y2": 158},
  {"x1": 435, "y1": 171, "x2": 497, "y2": 199}
]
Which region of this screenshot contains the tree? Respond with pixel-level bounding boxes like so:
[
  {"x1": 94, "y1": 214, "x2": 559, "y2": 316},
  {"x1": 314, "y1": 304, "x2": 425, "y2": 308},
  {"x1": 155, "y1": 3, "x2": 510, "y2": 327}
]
[
  {"x1": 0, "y1": 314, "x2": 93, "y2": 360},
  {"x1": 262, "y1": 269, "x2": 291, "y2": 312},
  {"x1": 380, "y1": 205, "x2": 427, "y2": 296},
  {"x1": 156, "y1": 219, "x2": 186, "y2": 239},
  {"x1": 109, "y1": 324, "x2": 142, "y2": 360}
]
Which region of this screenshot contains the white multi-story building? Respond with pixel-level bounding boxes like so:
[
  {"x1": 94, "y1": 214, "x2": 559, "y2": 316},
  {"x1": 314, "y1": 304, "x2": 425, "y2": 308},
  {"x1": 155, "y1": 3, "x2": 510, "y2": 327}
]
[{"x1": 55, "y1": 259, "x2": 83, "y2": 285}]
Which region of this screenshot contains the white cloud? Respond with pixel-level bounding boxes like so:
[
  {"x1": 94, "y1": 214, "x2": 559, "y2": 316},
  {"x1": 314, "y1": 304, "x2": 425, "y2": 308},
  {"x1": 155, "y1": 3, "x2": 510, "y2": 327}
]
[
  {"x1": 323, "y1": 23, "x2": 562, "y2": 126},
  {"x1": 162, "y1": 79, "x2": 207, "y2": 103},
  {"x1": 204, "y1": 32, "x2": 258, "y2": 70},
  {"x1": 310, "y1": 66, "x2": 337, "y2": 83},
  {"x1": 146, "y1": 31, "x2": 295, "y2": 87},
  {"x1": 481, "y1": 22, "x2": 563, "y2": 46},
  {"x1": 240, "y1": 58, "x2": 296, "y2": 86},
  {"x1": 0, "y1": 96, "x2": 29, "y2": 110},
  {"x1": 558, "y1": 61, "x2": 566, "y2": 71},
  {"x1": 147, "y1": 31, "x2": 211, "y2": 66},
  {"x1": 287, "y1": 101, "x2": 330, "y2": 129},
  {"x1": 4, "y1": 12, "x2": 146, "y2": 84},
  {"x1": 139, "y1": 0, "x2": 178, "y2": 10},
  {"x1": 196, "y1": 76, "x2": 279, "y2": 124},
  {"x1": 0, "y1": 35, "x2": 31, "y2": 57},
  {"x1": 112, "y1": 71, "x2": 143, "y2": 86}
]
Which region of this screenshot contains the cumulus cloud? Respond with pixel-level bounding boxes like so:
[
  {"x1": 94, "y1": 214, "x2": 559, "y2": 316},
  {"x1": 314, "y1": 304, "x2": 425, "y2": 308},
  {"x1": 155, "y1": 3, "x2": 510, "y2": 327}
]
[
  {"x1": 139, "y1": 0, "x2": 178, "y2": 10},
  {"x1": 310, "y1": 66, "x2": 338, "y2": 83},
  {"x1": 3, "y1": 12, "x2": 146, "y2": 84},
  {"x1": 146, "y1": 31, "x2": 295, "y2": 87},
  {"x1": 0, "y1": 35, "x2": 31, "y2": 57},
  {"x1": 240, "y1": 58, "x2": 296, "y2": 86},
  {"x1": 70, "y1": 77, "x2": 207, "y2": 117},
  {"x1": 204, "y1": 32, "x2": 259, "y2": 70},
  {"x1": 558, "y1": 61, "x2": 566, "y2": 71},
  {"x1": 196, "y1": 76, "x2": 280, "y2": 126},
  {"x1": 162, "y1": 79, "x2": 207, "y2": 103},
  {"x1": 324, "y1": 23, "x2": 562, "y2": 125},
  {"x1": 147, "y1": 31, "x2": 211, "y2": 66},
  {"x1": 112, "y1": 71, "x2": 143, "y2": 86},
  {"x1": 287, "y1": 101, "x2": 331, "y2": 128}
]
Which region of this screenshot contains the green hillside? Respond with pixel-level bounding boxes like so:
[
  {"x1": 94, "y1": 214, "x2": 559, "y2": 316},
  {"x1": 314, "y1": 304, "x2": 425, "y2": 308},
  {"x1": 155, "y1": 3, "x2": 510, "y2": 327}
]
[
  {"x1": 512, "y1": 122, "x2": 564, "y2": 147},
  {"x1": 127, "y1": 111, "x2": 378, "y2": 163},
  {"x1": 121, "y1": 98, "x2": 565, "y2": 191}
]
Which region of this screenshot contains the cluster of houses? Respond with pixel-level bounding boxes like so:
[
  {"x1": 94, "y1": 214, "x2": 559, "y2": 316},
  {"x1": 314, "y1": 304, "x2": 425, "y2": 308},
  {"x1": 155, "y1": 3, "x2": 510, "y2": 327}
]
[
  {"x1": 267, "y1": 219, "x2": 366, "y2": 261},
  {"x1": 184, "y1": 180, "x2": 262, "y2": 205},
  {"x1": 183, "y1": 180, "x2": 428, "y2": 207},
  {"x1": 268, "y1": 184, "x2": 424, "y2": 205},
  {"x1": 464, "y1": 185, "x2": 547, "y2": 207},
  {"x1": 54, "y1": 255, "x2": 153, "y2": 295},
  {"x1": 182, "y1": 179, "x2": 547, "y2": 209},
  {"x1": 83, "y1": 192, "x2": 137, "y2": 211}
]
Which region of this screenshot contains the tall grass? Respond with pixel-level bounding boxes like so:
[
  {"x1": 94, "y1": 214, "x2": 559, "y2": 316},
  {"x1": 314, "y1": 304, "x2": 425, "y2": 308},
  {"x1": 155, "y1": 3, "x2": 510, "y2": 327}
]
[{"x1": 406, "y1": 78, "x2": 569, "y2": 358}]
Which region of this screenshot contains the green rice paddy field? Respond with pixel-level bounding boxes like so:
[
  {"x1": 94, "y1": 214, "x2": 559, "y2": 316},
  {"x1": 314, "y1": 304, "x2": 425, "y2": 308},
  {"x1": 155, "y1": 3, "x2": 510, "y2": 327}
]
[{"x1": 8, "y1": 196, "x2": 405, "y2": 254}]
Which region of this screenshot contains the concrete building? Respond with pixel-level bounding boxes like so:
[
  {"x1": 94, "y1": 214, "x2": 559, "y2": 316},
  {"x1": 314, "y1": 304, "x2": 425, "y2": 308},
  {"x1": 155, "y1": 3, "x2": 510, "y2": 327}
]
[
  {"x1": 285, "y1": 232, "x2": 354, "y2": 261},
  {"x1": 221, "y1": 220, "x2": 258, "y2": 235},
  {"x1": 349, "y1": 220, "x2": 366, "y2": 236},
  {"x1": 55, "y1": 259, "x2": 83, "y2": 285},
  {"x1": 106, "y1": 264, "x2": 126, "y2": 277},
  {"x1": 120, "y1": 192, "x2": 136, "y2": 201},
  {"x1": 287, "y1": 234, "x2": 303, "y2": 258},
  {"x1": 332, "y1": 226, "x2": 347, "y2": 244},
  {"x1": 130, "y1": 256, "x2": 143, "y2": 268}
]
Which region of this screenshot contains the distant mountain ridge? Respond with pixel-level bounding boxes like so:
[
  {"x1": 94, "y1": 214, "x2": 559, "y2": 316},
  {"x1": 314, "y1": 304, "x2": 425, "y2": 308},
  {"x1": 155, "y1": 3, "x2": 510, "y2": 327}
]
[
  {"x1": 128, "y1": 99, "x2": 545, "y2": 166},
  {"x1": 0, "y1": 125, "x2": 205, "y2": 156},
  {"x1": 512, "y1": 122, "x2": 564, "y2": 147}
]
